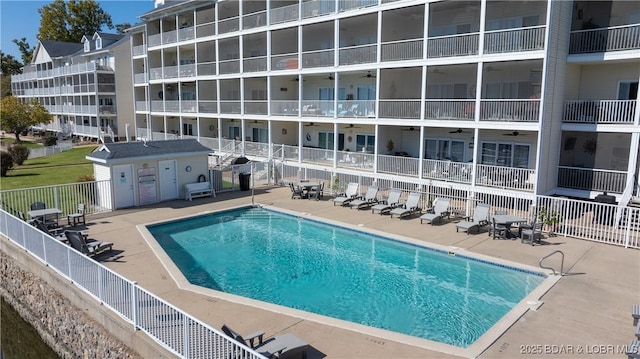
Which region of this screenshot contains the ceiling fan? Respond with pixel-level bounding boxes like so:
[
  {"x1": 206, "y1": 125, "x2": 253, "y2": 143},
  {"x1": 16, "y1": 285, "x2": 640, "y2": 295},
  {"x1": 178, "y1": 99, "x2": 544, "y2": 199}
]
[
  {"x1": 344, "y1": 123, "x2": 362, "y2": 129},
  {"x1": 304, "y1": 122, "x2": 318, "y2": 127},
  {"x1": 503, "y1": 131, "x2": 525, "y2": 136},
  {"x1": 324, "y1": 74, "x2": 335, "y2": 81},
  {"x1": 361, "y1": 71, "x2": 376, "y2": 78},
  {"x1": 449, "y1": 128, "x2": 467, "y2": 134},
  {"x1": 429, "y1": 68, "x2": 447, "y2": 75},
  {"x1": 290, "y1": 77, "x2": 305, "y2": 82},
  {"x1": 485, "y1": 65, "x2": 502, "y2": 72},
  {"x1": 402, "y1": 126, "x2": 417, "y2": 131}
]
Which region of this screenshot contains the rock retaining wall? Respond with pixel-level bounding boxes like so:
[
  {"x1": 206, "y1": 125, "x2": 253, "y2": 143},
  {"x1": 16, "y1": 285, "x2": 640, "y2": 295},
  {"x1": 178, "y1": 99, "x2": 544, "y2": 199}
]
[{"x1": 0, "y1": 251, "x2": 139, "y2": 359}]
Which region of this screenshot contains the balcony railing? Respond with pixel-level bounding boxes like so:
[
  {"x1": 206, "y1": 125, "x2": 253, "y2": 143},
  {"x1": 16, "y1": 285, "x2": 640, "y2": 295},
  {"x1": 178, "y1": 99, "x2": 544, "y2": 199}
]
[
  {"x1": 271, "y1": 53, "x2": 299, "y2": 70},
  {"x1": 271, "y1": 3, "x2": 299, "y2": 24},
  {"x1": 162, "y1": 30, "x2": 178, "y2": 45},
  {"x1": 338, "y1": 0, "x2": 377, "y2": 12},
  {"x1": 219, "y1": 59, "x2": 240, "y2": 74},
  {"x1": 163, "y1": 65, "x2": 179, "y2": 79},
  {"x1": 133, "y1": 44, "x2": 146, "y2": 56},
  {"x1": 178, "y1": 26, "x2": 195, "y2": 41},
  {"x1": 336, "y1": 100, "x2": 375, "y2": 117},
  {"x1": 135, "y1": 101, "x2": 148, "y2": 111},
  {"x1": 196, "y1": 22, "x2": 215, "y2": 37},
  {"x1": 197, "y1": 62, "x2": 216, "y2": 76},
  {"x1": 558, "y1": 166, "x2": 627, "y2": 193},
  {"x1": 479, "y1": 100, "x2": 540, "y2": 122},
  {"x1": 569, "y1": 24, "x2": 640, "y2": 54},
  {"x1": 149, "y1": 68, "x2": 163, "y2": 80},
  {"x1": 134, "y1": 73, "x2": 147, "y2": 84},
  {"x1": 244, "y1": 142, "x2": 270, "y2": 157},
  {"x1": 302, "y1": 0, "x2": 335, "y2": 18},
  {"x1": 378, "y1": 100, "x2": 421, "y2": 119},
  {"x1": 199, "y1": 100, "x2": 218, "y2": 113},
  {"x1": 336, "y1": 150, "x2": 374, "y2": 170},
  {"x1": 301, "y1": 147, "x2": 334, "y2": 166},
  {"x1": 243, "y1": 10, "x2": 267, "y2": 29},
  {"x1": 484, "y1": 26, "x2": 545, "y2": 54},
  {"x1": 218, "y1": 16, "x2": 240, "y2": 34},
  {"x1": 424, "y1": 100, "x2": 475, "y2": 121},
  {"x1": 270, "y1": 100, "x2": 300, "y2": 116},
  {"x1": 165, "y1": 100, "x2": 180, "y2": 112},
  {"x1": 244, "y1": 100, "x2": 268, "y2": 115},
  {"x1": 150, "y1": 100, "x2": 163, "y2": 111},
  {"x1": 378, "y1": 155, "x2": 419, "y2": 177},
  {"x1": 299, "y1": 100, "x2": 334, "y2": 117},
  {"x1": 338, "y1": 44, "x2": 377, "y2": 65},
  {"x1": 180, "y1": 64, "x2": 196, "y2": 77},
  {"x1": 220, "y1": 100, "x2": 241, "y2": 114},
  {"x1": 243, "y1": 56, "x2": 268, "y2": 72},
  {"x1": 381, "y1": 39, "x2": 423, "y2": 62},
  {"x1": 181, "y1": 100, "x2": 197, "y2": 113},
  {"x1": 301, "y1": 49, "x2": 334, "y2": 68},
  {"x1": 476, "y1": 164, "x2": 535, "y2": 192},
  {"x1": 422, "y1": 159, "x2": 473, "y2": 184},
  {"x1": 148, "y1": 33, "x2": 161, "y2": 47},
  {"x1": 563, "y1": 100, "x2": 636, "y2": 124},
  {"x1": 427, "y1": 33, "x2": 479, "y2": 58},
  {"x1": 99, "y1": 105, "x2": 115, "y2": 114}
]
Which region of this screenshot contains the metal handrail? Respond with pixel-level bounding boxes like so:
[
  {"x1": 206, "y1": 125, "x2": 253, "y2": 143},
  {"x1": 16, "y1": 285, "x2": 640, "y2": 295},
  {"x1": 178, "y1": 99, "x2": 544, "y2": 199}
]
[{"x1": 539, "y1": 250, "x2": 564, "y2": 276}]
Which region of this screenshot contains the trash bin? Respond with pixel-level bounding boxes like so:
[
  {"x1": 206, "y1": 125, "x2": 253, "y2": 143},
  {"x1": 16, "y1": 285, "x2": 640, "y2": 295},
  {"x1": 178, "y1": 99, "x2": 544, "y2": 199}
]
[{"x1": 239, "y1": 173, "x2": 251, "y2": 191}]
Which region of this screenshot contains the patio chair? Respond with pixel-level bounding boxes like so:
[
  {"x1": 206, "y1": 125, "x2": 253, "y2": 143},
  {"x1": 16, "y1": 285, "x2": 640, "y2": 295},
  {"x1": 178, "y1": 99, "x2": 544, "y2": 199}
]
[
  {"x1": 333, "y1": 182, "x2": 359, "y2": 206},
  {"x1": 18, "y1": 211, "x2": 35, "y2": 225},
  {"x1": 390, "y1": 192, "x2": 422, "y2": 219},
  {"x1": 633, "y1": 304, "x2": 640, "y2": 326},
  {"x1": 455, "y1": 203, "x2": 490, "y2": 234},
  {"x1": 371, "y1": 189, "x2": 403, "y2": 215},
  {"x1": 490, "y1": 217, "x2": 509, "y2": 240},
  {"x1": 308, "y1": 182, "x2": 324, "y2": 200},
  {"x1": 32, "y1": 219, "x2": 66, "y2": 241},
  {"x1": 30, "y1": 202, "x2": 46, "y2": 210},
  {"x1": 521, "y1": 221, "x2": 544, "y2": 245},
  {"x1": 64, "y1": 230, "x2": 113, "y2": 257},
  {"x1": 419, "y1": 198, "x2": 450, "y2": 225},
  {"x1": 222, "y1": 324, "x2": 310, "y2": 359},
  {"x1": 289, "y1": 183, "x2": 305, "y2": 199},
  {"x1": 349, "y1": 186, "x2": 379, "y2": 210},
  {"x1": 67, "y1": 203, "x2": 86, "y2": 226}
]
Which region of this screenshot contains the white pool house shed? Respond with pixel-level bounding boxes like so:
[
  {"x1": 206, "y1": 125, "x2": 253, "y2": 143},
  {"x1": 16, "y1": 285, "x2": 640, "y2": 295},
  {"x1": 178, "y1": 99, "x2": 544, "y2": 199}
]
[{"x1": 86, "y1": 139, "x2": 212, "y2": 209}]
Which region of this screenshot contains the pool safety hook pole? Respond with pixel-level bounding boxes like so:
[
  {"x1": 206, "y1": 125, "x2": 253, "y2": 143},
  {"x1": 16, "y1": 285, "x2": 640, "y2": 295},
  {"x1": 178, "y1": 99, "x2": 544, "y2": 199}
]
[{"x1": 251, "y1": 162, "x2": 255, "y2": 206}]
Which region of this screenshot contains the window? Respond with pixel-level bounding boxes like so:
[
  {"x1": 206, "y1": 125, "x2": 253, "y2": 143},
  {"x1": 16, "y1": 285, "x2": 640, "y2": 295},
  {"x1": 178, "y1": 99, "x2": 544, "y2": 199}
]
[
  {"x1": 228, "y1": 126, "x2": 240, "y2": 139},
  {"x1": 481, "y1": 142, "x2": 530, "y2": 168},
  {"x1": 318, "y1": 132, "x2": 334, "y2": 150},
  {"x1": 356, "y1": 85, "x2": 376, "y2": 100},
  {"x1": 618, "y1": 81, "x2": 639, "y2": 100},
  {"x1": 84, "y1": 41, "x2": 90, "y2": 52},
  {"x1": 252, "y1": 127, "x2": 268, "y2": 143},
  {"x1": 96, "y1": 37, "x2": 102, "y2": 49},
  {"x1": 183, "y1": 123, "x2": 193, "y2": 136},
  {"x1": 424, "y1": 138, "x2": 465, "y2": 161},
  {"x1": 356, "y1": 134, "x2": 375, "y2": 153}
]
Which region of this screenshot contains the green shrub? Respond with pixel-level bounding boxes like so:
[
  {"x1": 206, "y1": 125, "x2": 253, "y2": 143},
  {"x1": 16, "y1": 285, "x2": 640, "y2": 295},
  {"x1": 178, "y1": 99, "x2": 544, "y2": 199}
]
[
  {"x1": 43, "y1": 135, "x2": 58, "y2": 146},
  {"x1": 8, "y1": 145, "x2": 30, "y2": 165},
  {"x1": 0, "y1": 151, "x2": 14, "y2": 176}
]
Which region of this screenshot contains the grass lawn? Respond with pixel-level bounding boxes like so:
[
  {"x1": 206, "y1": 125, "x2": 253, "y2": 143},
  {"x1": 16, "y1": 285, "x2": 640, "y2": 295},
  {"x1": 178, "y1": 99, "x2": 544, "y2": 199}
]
[
  {"x1": 0, "y1": 146, "x2": 98, "y2": 190},
  {"x1": 0, "y1": 137, "x2": 44, "y2": 149}
]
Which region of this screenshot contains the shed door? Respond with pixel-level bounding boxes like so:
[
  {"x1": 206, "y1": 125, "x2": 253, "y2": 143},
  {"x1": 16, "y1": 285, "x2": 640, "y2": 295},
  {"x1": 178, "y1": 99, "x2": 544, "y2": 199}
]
[
  {"x1": 113, "y1": 164, "x2": 135, "y2": 209},
  {"x1": 159, "y1": 160, "x2": 178, "y2": 201}
]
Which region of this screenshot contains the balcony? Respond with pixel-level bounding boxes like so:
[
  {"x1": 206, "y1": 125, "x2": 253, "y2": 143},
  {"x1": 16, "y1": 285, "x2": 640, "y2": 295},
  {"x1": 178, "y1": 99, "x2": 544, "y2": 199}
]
[
  {"x1": 569, "y1": 24, "x2": 640, "y2": 54},
  {"x1": 301, "y1": 147, "x2": 334, "y2": 166},
  {"x1": 270, "y1": 100, "x2": 300, "y2": 116},
  {"x1": 243, "y1": 56, "x2": 268, "y2": 72},
  {"x1": 479, "y1": 100, "x2": 540, "y2": 122},
  {"x1": 378, "y1": 155, "x2": 419, "y2": 177},
  {"x1": 484, "y1": 26, "x2": 545, "y2": 54},
  {"x1": 196, "y1": 22, "x2": 215, "y2": 38},
  {"x1": 338, "y1": 0, "x2": 377, "y2": 12},
  {"x1": 244, "y1": 100, "x2": 268, "y2": 115},
  {"x1": 299, "y1": 100, "x2": 334, "y2": 117},
  {"x1": 165, "y1": 100, "x2": 179, "y2": 112},
  {"x1": 336, "y1": 151, "x2": 374, "y2": 171},
  {"x1": 243, "y1": 10, "x2": 267, "y2": 29},
  {"x1": 476, "y1": 164, "x2": 535, "y2": 192},
  {"x1": 271, "y1": 3, "x2": 298, "y2": 24},
  {"x1": 558, "y1": 166, "x2": 627, "y2": 193},
  {"x1": 218, "y1": 16, "x2": 239, "y2": 34},
  {"x1": 427, "y1": 33, "x2": 479, "y2": 58},
  {"x1": 163, "y1": 66, "x2": 179, "y2": 79},
  {"x1": 381, "y1": 39, "x2": 423, "y2": 62},
  {"x1": 162, "y1": 30, "x2": 178, "y2": 45},
  {"x1": 148, "y1": 33, "x2": 161, "y2": 47},
  {"x1": 338, "y1": 44, "x2": 377, "y2": 65},
  {"x1": 151, "y1": 100, "x2": 163, "y2": 111},
  {"x1": 149, "y1": 68, "x2": 163, "y2": 80},
  {"x1": 197, "y1": 62, "x2": 216, "y2": 76},
  {"x1": 178, "y1": 26, "x2": 195, "y2": 42},
  {"x1": 219, "y1": 59, "x2": 240, "y2": 74},
  {"x1": 134, "y1": 73, "x2": 147, "y2": 84},
  {"x1": 563, "y1": 100, "x2": 636, "y2": 124},
  {"x1": 424, "y1": 100, "x2": 475, "y2": 121},
  {"x1": 181, "y1": 101, "x2": 197, "y2": 113},
  {"x1": 180, "y1": 64, "x2": 196, "y2": 77},
  {"x1": 336, "y1": 100, "x2": 375, "y2": 118},
  {"x1": 199, "y1": 101, "x2": 218, "y2": 113},
  {"x1": 219, "y1": 100, "x2": 241, "y2": 114},
  {"x1": 271, "y1": 53, "x2": 299, "y2": 71},
  {"x1": 301, "y1": 49, "x2": 334, "y2": 68},
  {"x1": 133, "y1": 44, "x2": 146, "y2": 56},
  {"x1": 378, "y1": 100, "x2": 421, "y2": 119},
  {"x1": 135, "y1": 101, "x2": 148, "y2": 111},
  {"x1": 244, "y1": 142, "x2": 270, "y2": 157},
  {"x1": 301, "y1": 0, "x2": 334, "y2": 18},
  {"x1": 99, "y1": 105, "x2": 116, "y2": 114}
]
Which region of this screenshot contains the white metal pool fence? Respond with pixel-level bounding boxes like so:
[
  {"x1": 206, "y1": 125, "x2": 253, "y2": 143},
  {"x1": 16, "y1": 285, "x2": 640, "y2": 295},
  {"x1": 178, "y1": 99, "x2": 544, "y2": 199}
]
[{"x1": 0, "y1": 210, "x2": 266, "y2": 359}]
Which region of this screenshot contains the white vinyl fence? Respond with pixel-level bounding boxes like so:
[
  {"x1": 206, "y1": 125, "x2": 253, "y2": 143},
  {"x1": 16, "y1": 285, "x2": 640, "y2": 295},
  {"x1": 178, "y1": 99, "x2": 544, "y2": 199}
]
[
  {"x1": 27, "y1": 140, "x2": 74, "y2": 159},
  {"x1": 0, "y1": 211, "x2": 266, "y2": 359}
]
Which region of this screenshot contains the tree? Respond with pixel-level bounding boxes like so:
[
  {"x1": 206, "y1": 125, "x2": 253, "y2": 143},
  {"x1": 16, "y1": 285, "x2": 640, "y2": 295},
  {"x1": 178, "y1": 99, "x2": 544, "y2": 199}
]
[
  {"x1": 1, "y1": 75, "x2": 12, "y2": 98},
  {"x1": 0, "y1": 96, "x2": 52, "y2": 143},
  {"x1": 115, "y1": 23, "x2": 132, "y2": 34},
  {"x1": 1, "y1": 51, "x2": 23, "y2": 75},
  {"x1": 11, "y1": 38, "x2": 33, "y2": 65},
  {"x1": 38, "y1": 0, "x2": 113, "y2": 43}
]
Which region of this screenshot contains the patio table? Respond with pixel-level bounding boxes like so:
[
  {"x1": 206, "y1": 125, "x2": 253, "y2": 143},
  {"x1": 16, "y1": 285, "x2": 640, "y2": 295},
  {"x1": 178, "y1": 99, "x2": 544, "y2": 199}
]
[
  {"x1": 28, "y1": 208, "x2": 63, "y2": 227},
  {"x1": 492, "y1": 214, "x2": 527, "y2": 239}
]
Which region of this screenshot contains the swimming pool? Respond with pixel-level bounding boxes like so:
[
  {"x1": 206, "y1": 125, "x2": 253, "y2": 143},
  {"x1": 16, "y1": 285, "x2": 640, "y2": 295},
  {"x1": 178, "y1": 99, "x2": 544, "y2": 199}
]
[{"x1": 146, "y1": 206, "x2": 547, "y2": 348}]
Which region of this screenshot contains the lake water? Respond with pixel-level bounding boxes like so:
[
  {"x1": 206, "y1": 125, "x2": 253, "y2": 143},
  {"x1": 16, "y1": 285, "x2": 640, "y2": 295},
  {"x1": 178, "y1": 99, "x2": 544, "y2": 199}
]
[{"x1": 1, "y1": 297, "x2": 59, "y2": 359}]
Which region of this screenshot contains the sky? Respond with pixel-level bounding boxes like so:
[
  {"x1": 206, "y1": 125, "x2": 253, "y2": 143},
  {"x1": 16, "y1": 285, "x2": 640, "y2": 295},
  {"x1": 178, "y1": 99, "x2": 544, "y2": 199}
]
[{"x1": 1, "y1": 0, "x2": 155, "y2": 61}]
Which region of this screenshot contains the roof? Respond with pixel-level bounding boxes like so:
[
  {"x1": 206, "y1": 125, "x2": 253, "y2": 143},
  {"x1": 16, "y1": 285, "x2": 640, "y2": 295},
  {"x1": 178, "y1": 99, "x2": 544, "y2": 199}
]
[
  {"x1": 140, "y1": 0, "x2": 202, "y2": 20},
  {"x1": 39, "y1": 41, "x2": 84, "y2": 58},
  {"x1": 86, "y1": 139, "x2": 211, "y2": 163}
]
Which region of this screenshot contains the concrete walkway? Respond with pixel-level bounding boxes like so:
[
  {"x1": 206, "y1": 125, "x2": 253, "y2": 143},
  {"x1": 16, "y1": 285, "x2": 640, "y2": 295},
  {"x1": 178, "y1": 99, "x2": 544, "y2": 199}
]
[{"x1": 86, "y1": 186, "x2": 639, "y2": 358}]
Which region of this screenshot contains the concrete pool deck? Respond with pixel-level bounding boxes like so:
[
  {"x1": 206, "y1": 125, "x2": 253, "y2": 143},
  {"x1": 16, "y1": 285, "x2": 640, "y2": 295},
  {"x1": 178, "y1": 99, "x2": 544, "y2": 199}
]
[{"x1": 86, "y1": 186, "x2": 639, "y2": 358}]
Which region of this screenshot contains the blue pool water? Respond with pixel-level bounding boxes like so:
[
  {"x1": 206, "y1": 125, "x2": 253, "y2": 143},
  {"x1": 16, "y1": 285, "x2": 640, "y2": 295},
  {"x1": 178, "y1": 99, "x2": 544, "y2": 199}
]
[{"x1": 147, "y1": 207, "x2": 545, "y2": 347}]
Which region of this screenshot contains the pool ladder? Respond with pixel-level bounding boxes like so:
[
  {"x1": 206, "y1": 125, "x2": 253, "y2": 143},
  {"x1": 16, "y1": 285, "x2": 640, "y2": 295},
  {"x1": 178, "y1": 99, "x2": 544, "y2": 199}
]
[{"x1": 539, "y1": 250, "x2": 564, "y2": 276}]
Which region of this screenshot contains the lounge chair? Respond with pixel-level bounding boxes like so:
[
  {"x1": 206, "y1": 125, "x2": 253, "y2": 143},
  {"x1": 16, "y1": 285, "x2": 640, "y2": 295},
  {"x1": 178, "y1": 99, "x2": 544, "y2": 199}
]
[
  {"x1": 390, "y1": 192, "x2": 422, "y2": 219},
  {"x1": 455, "y1": 203, "x2": 491, "y2": 234},
  {"x1": 333, "y1": 182, "x2": 359, "y2": 206},
  {"x1": 222, "y1": 324, "x2": 310, "y2": 359},
  {"x1": 371, "y1": 189, "x2": 403, "y2": 215},
  {"x1": 419, "y1": 198, "x2": 450, "y2": 225},
  {"x1": 65, "y1": 230, "x2": 113, "y2": 257},
  {"x1": 633, "y1": 304, "x2": 640, "y2": 326},
  {"x1": 349, "y1": 186, "x2": 378, "y2": 210},
  {"x1": 32, "y1": 219, "x2": 66, "y2": 241}
]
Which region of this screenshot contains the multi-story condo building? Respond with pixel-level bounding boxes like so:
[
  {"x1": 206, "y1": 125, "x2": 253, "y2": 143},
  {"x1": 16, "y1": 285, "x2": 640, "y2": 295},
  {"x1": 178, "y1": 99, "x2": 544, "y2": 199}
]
[{"x1": 10, "y1": 32, "x2": 134, "y2": 142}]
